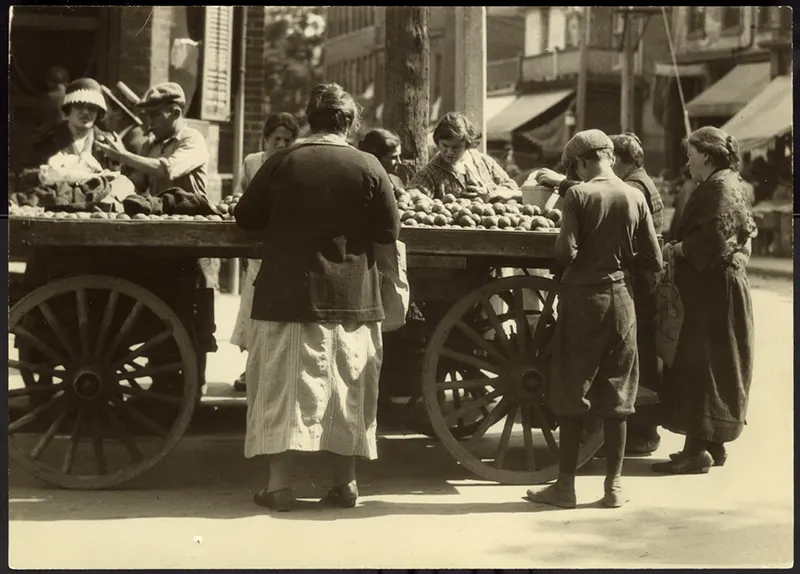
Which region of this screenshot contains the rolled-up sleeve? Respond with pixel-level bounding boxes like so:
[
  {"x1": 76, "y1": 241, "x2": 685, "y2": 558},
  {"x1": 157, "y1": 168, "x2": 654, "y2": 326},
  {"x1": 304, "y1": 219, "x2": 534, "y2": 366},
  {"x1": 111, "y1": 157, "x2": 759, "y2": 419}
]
[
  {"x1": 369, "y1": 166, "x2": 401, "y2": 244},
  {"x1": 158, "y1": 131, "x2": 209, "y2": 182},
  {"x1": 554, "y1": 188, "x2": 581, "y2": 266}
]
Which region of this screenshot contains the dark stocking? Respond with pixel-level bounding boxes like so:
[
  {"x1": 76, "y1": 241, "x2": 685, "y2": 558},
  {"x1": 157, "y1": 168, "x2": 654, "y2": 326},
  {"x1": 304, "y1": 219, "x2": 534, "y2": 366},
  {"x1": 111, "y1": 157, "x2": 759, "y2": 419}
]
[
  {"x1": 557, "y1": 417, "x2": 583, "y2": 488},
  {"x1": 604, "y1": 417, "x2": 627, "y2": 491}
]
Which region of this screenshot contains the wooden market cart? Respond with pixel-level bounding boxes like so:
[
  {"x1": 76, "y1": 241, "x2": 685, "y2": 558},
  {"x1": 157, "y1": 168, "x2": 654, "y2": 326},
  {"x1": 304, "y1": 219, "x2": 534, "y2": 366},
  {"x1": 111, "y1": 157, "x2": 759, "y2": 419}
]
[{"x1": 8, "y1": 217, "x2": 658, "y2": 490}]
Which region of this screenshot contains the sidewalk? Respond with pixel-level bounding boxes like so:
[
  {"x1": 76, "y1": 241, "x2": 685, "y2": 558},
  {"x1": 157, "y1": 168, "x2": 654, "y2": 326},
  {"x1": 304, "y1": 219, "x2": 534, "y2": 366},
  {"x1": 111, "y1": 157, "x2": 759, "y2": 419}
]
[{"x1": 747, "y1": 255, "x2": 794, "y2": 279}]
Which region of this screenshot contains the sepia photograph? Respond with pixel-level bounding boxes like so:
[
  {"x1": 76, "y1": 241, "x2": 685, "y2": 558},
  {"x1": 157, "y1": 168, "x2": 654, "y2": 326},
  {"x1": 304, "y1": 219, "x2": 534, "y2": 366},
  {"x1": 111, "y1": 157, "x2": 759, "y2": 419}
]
[{"x1": 7, "y1": 5, "x2": 794, "y2": 569}]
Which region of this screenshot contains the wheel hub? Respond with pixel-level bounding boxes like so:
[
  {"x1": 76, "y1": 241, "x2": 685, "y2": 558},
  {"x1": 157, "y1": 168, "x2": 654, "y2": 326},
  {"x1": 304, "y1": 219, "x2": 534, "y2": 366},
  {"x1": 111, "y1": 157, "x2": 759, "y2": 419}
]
[
  {"x1": 507, "y1": 364, "x2": 546, "y2": 401},
  {"x1": 71, "y1": 368, "x2": 105, "y2": 400}
]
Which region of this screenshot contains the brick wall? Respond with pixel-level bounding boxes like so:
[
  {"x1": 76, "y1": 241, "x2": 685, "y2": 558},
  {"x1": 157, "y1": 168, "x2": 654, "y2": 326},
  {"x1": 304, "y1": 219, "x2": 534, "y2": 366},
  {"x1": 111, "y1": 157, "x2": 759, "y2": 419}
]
[
  {"x1": 243, "y1": 6, "x2": 269, "y2": 156},
  {"x1": 117, "y1": 7, "x2": 154, "y2": 96}
]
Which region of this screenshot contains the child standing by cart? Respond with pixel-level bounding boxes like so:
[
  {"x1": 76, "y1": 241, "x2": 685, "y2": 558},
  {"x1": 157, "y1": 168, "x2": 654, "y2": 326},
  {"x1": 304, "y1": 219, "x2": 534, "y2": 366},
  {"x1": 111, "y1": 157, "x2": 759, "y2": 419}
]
[{"x1": 230, "y1": 113, "x2": 299, "y2": 391}]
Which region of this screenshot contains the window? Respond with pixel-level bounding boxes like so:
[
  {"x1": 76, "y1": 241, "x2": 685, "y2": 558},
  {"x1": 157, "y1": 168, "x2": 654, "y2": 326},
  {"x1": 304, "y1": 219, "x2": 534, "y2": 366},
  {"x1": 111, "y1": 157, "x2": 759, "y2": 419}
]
[
  {"x1": 779, "y1": 6, "x2": 792, "y2": 32},
  {"x1": 565, "y1": 12, "x2": 580, "y2": 48},
  {"x1": 686, "y1": 7, "x2": 706, "y2": 38},
  {"x1": 756, "y1": 6, "x2": 771, "y2": 30},
  {"x1": 329, "y1": 7, "x2": 338, "y2": 38},
  {"x1": 721, "y1": 7, "x2": 742, "y2": 34},
  {"x1": 433, "y1": 52, "x2": 442, "y2": 101}
]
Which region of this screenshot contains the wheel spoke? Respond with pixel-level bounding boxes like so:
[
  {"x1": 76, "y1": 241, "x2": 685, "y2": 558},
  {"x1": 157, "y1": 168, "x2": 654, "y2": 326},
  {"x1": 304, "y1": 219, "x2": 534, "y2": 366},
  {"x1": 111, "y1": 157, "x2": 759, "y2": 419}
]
[
  {"x1": 30, "y1": 402, "x2": 74, "y2": 460},
  {"x1": 103, "y1": 404, "x2": 144, "y2": 463},
  {"x1": 37, "y1": 302, "x2": 79, "y2": 362},
  {"x1": 531, "y1": 290, "x2": 557, "y2": 353},
  {"x1": 8, "y1": 361, "x2": 66, "y2": 382},
  {"x1": 91, "y1": 408, "x2": 108, "y2": 475},
  {"x1": 120, "y1": 384, "x2": 184, "y2": 405},
  {"x1": 11, "y1": 325, "x2": 68, "y2": 366},
  {"x1": 8, "y1": 392, "x2": 67, "y2": 433},
  {"x1": 443, "y1": 388, "x2": 502, "y2": 426},
  {"x1": 454, "y1": 320, "x2": 506, "y2": 363},
  {"x1": 94, "y1": 290, "x2": 119, "y2": 360},
  {"x1": 495, "y1": 404, "x2": 518, "y2": 469},
  {"x1": 76, "y1": 289, "x2": 91, "y2": 360},
  {"x1": 479, "y1": 295, "x2": 515, "y2": 358},
  {"x1": 112, "y1": 329, "x2": 173, "y2": 369},
  {"x1": 435, "y1": 377, "x2": 497, "y2": 390},
  {"x1": 512, "y1": 289, "x2": 530, "y2": 356},
  {"x1": 521, "y1": 405, "x2": 537, "y2": 471},
  {"x1": 464, "y1": 396, "x2": 512, "y2": 448},
  {"x1": 102, "y1": 301, "x2": 143, "y2": 363},
  {"x1": 532, "y1": 402, "x2": 559, "y2": 455},
  {"x1": 440, "y1": 347, "x2": 500, "y2": 375},
  {"x1": 110, "y1": 396, "x2": 168, "y2": 439},
  {"x1": 451, "y1": 387, "x2": 464, "y2": 431},
  {"x1": 116, "y1": 362, "x2": 183, "y2": 382},
  {"x1": 61, "y1": 404, "x2": 88, "y2": 475}
]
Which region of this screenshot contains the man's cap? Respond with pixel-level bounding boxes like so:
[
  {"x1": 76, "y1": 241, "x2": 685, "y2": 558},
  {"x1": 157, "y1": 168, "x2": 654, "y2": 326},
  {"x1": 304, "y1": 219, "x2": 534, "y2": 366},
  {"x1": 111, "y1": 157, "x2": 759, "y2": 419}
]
[
  {"x1": 563, "y1": 129, "x2": 614, "y2": 163},
  {"x1": 62, "y1": 77, "x2": 108, "y2": 116},
  {"x1": 136, "y1": 82, "x2": 187, "y2": 110}
]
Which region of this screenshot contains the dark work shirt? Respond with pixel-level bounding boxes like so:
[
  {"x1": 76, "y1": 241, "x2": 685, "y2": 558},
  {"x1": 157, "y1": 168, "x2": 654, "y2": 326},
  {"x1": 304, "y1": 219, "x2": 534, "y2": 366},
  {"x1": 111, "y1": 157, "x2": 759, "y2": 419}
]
[
  {"x1": 558, "y1": 166, "x2": 664, "y2": 232},
  {"x1": 555, "y1": 174, "x2": 662, "y2": 286}
]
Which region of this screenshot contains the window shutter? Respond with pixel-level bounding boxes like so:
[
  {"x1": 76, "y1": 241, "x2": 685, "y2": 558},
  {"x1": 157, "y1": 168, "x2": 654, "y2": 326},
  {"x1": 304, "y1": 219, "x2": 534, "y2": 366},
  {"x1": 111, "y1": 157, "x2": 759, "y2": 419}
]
[{"x1": 200, "y1": 6, "x2": 233, "y2": 122}]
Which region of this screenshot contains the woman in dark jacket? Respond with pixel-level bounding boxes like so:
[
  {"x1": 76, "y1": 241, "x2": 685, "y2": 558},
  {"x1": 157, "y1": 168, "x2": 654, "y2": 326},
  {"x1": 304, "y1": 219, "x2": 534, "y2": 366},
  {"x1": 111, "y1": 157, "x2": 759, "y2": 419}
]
[
  {"x1": 234, "y1": 83, "x2": 400, "y2": 511},
  {"x1": 652, "y1": 126, "x2": 757, "y2": 474}
]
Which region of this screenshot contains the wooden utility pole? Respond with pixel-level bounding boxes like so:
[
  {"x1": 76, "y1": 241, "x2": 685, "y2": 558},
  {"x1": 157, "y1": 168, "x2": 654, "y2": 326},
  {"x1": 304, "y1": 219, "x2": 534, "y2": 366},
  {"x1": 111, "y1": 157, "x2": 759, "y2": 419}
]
[
  {"x1": 576, "y1": 7, "x2": 591, "y2": 131},
  {"x1": 454, "y1": 7, "x2": 487, "y2": 153},
  {"x1": 384, "y1": 7, "x2": 431, "y2": 174},
  {"x1": 619, "y1": 7, "x2": 636, "y2": 133}
]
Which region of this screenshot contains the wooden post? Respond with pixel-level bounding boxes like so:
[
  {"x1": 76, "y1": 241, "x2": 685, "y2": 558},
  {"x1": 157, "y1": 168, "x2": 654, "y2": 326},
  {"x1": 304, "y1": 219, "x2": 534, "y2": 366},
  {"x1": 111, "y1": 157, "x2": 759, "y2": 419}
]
[
  {"x1": 620, "y1": 8, "x2": 636, "y2": 133},
  {"x1": 228, "y1": 6, "x2": 247, "y2": 296},
  {"x1": 454, "y1": 6, "x2": 487, "y2": 153},
  {"x1": 576, "y1": 7, "x2": 591, "y2": 131},
  {"x1": 384, "y1": 7, "x2": 431, "y2": 173}
]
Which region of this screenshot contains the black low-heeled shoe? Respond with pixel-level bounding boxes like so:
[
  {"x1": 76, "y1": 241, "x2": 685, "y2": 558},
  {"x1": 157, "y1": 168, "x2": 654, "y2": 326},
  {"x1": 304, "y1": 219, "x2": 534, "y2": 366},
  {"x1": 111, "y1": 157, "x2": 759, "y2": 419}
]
[
  {"x1": 652, "y1": 450, "x2": 714, "y2": 474},
  {"x1": 320, "y1": 481, "x2": 358, "y2": 508},
  {"x1": 254, "y1": 488, "x2": 294, "y2": 512},
  {"x1": 669, "y1": 445, "x2": 727, "y2": 467}
]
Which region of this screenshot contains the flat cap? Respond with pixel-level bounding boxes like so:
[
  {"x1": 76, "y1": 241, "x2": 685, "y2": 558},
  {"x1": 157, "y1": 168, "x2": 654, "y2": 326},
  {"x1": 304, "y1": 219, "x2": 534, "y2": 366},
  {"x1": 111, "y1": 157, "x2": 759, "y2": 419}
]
[
  {"x1": 136, "y1": 82, "x2": 187, "y2": 109},
  {"x1": 563, "y1": 129, "x2": 614, "y2": 163}
]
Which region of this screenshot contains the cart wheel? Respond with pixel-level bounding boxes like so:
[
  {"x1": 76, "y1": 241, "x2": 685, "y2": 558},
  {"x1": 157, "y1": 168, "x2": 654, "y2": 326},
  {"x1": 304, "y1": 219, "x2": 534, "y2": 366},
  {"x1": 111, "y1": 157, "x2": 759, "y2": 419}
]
[
  {"x1": 8, "y1": 275, "x2": 199, "y2": 490},
  {"x1": 422, "y1": 275, "x2": 605, "y2": 485}
]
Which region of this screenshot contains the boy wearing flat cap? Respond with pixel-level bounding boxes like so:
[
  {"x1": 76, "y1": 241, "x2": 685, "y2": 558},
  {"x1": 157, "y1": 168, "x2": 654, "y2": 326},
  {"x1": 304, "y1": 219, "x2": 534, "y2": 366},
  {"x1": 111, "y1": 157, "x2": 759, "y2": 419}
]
[
  {"x1": 95, "y1": 81, "x2": 208, "y2": 198},
  {"x1": 525, "y1": 129, "x2": 662, "y2": 510}
]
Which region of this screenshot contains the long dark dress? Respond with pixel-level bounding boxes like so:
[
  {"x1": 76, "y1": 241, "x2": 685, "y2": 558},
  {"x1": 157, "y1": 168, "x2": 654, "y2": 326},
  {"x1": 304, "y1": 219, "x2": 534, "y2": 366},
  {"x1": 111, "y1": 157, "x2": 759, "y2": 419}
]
[{"x1": 661, "y1": 168, "x2": 757, "y2": 443}]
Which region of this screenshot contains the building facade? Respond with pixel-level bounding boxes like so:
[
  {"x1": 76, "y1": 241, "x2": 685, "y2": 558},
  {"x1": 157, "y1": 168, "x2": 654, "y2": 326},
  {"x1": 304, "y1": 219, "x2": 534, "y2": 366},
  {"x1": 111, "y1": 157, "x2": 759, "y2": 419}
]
[
  {"x1": 9, "y1": 5, "x2": 283, "y2": 203},
  {"x1": 660, "y1": 6, "x2": 792, "y2": 176},
  {"x1": 486, "y1": 6, "x2": 671, "y2": 173},
  {"x1": 324, "y1": 7, "x2": 526, "y2": 129}
]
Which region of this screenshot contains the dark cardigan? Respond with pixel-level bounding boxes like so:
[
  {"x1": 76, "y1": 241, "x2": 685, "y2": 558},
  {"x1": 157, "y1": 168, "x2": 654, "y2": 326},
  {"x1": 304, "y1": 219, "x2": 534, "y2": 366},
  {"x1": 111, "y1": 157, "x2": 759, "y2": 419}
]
[{"x1": 235, "y1": 141, "x2": 400, "y2": 324}]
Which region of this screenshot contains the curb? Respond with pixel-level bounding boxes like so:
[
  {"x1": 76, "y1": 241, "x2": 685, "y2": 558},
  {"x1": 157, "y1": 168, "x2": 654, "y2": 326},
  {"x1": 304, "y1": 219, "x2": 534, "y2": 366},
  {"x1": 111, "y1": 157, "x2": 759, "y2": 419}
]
[{"x1": 746, "y1": 265, "x2": 794, "y2": 280}]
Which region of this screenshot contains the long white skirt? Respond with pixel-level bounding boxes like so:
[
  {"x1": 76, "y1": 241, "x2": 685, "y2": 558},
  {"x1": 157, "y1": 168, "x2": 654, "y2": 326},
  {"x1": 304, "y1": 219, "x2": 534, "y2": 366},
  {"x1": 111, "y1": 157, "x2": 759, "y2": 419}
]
[
  {"x1": 230, "y1": 259, "x2": 261, "y2": 350},
  {"x1": 244, "y1": 320, "x2": 383, "y2": 460}
]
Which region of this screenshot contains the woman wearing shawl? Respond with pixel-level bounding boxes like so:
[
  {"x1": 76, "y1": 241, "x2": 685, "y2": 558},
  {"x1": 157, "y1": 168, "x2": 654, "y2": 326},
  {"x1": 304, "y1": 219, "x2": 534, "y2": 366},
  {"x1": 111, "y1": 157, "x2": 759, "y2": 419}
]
[{"x1": 652, "y1": 127, "x2": 757, "y2": 475}]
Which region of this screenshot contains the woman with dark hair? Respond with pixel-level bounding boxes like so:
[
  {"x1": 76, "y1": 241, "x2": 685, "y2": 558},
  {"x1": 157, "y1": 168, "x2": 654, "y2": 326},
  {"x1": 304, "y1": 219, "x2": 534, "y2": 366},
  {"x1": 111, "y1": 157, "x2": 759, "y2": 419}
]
[
  {"x1": 652, "y1": 126, "x2": 757, "y2": 474},
  {"x1": 359, "y1": 128, "x2": 405, "y2": 191},
  {"x1": 411, "y1": 111, "x2": 520, "y2": 200},
  {"x1": 235, "y1": 83, "x2": 400, "y2": 511},
  {"x1": 231, "y1": 112, "x2": 300, "y2": 391}
]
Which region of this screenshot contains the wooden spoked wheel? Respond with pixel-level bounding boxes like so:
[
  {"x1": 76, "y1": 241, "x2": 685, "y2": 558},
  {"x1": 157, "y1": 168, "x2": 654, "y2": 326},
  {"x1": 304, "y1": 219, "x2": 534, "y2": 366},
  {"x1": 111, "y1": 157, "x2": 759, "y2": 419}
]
[
  {"x1": 8, "y1": 275, "x2": 199, "y2": 490},
  {"x1": 421, "y1": 275, "x2": 605, "y2": 485}
]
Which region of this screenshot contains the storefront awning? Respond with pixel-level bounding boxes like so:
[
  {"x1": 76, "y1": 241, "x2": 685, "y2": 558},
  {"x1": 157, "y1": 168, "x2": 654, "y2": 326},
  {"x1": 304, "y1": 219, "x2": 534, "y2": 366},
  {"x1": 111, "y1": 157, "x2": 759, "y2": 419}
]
[
  {"x1": 721, "y1": 75, "x2": 792, "y2": 153},
  {"x1": 487, "y1": 89, "x2": 574, "y2": 142},
  {"x1": 686, "y1": 62, "x2": 771, "y2": 118},
  {"x1": 485, "y1": 94, "x2": 517, "y2": 122}
]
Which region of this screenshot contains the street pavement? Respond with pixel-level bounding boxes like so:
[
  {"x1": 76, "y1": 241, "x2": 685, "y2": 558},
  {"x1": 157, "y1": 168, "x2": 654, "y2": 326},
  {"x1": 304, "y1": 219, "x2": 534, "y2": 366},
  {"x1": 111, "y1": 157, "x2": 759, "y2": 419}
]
[{"x1": 8, "y1": 275, "x2": 794, "y2": 569}]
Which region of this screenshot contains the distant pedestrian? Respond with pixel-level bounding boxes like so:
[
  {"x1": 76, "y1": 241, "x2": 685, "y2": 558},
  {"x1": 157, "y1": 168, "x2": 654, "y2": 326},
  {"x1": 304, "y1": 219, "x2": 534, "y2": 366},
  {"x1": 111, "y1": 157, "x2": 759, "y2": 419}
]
[{"x1": 359, "y1": 128, "x2": 405, "y2": 190}]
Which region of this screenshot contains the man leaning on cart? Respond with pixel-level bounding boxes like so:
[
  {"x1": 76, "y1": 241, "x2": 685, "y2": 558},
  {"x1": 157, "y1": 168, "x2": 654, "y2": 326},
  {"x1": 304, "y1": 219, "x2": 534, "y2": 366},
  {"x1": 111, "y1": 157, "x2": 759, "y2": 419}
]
[{"x1": 95, "y1": 81, "x2": 218, "y2": 396}]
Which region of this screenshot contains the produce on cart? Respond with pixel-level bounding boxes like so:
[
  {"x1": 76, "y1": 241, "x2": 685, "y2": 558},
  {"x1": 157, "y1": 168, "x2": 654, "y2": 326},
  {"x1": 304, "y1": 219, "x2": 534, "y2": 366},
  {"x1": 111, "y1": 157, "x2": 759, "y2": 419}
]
[{"x1": 7, "y1": 175, "x2": 611, "y2": 490}]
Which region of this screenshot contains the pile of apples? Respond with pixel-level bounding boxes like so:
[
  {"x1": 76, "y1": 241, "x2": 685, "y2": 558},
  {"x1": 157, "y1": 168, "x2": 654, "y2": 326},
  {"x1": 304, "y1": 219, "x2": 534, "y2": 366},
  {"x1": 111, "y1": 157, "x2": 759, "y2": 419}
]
[{"x1": 396, "y1": 189, "x2": 562, "y2": 231}]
